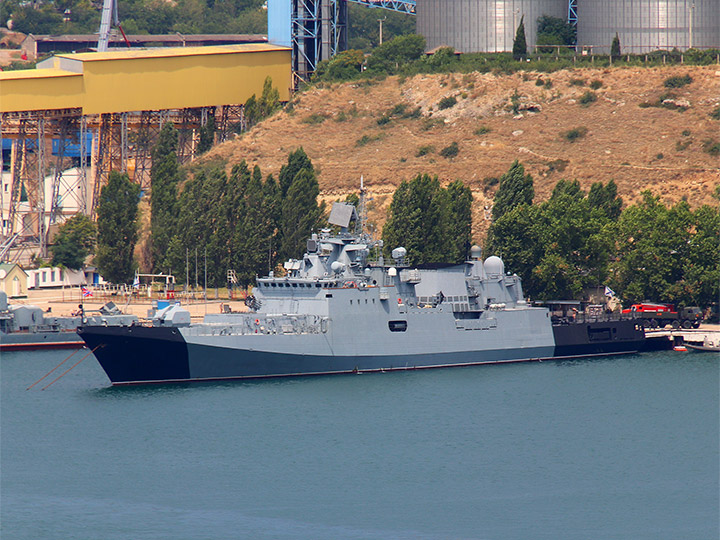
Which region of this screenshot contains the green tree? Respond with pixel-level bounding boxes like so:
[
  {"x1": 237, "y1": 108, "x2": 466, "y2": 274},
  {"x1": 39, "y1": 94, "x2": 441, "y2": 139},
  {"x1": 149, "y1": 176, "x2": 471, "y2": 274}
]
[
  {"x1": 196, "y1": 115, "x2": 216, "y2": 154},
  {"x1": 365, "y1": 34, "x2": 426, "y2": 74},
  {"x1": 611, "y1": 33, "x2": 621, "y2": 58},
  {"x1": 382, "y1": 174, "x2": 472, "y2": 265},
  {"x1": 278, "y1": 168, "x2": 323, "y2": 262},
  {"x1": 50, "y1": 214, "x2": 96, "y2": 269},
  {"x1": 95, "y1": 172, "x2": 141, "y2": 283},
  {"x1": 588, "y1": 179, "x2": 623, "y2": 220},
  {"x1": 313, "y1": 49, "x2": 365, "y2": 82},
  {"x1": 347, "y1": 3, "x2": 416, "y2": 51},
  {"x1": 150, "y1": 123, "x2": 181, "y2": 271},
  {"x1": 278, "y1": 147, "x2": 314, "y2": 197},
  {"x1": 512, "y1": 16, "x2": 527, "y2": 60},
  {"x1": 244, "y1": 77, "x2": 281, "y2": 128},
  {"x1": 235, "y1": 166, "x2": 276, "y2": 283},
  {"x1": 487, "y1": 178, "x2": 616, "y2": 300},
  {"x1": 612, "y1": 191, "x2": 693, "y2": 304},
  {"x1": 491, "y1": 160, "x2": 534, "y2": 222},
  {"x1": 443, "y1": 180, "x2": 473, "y2": 262},
  {"x1": 536, "y1": 15, "x2": 576, "y2": 47}
]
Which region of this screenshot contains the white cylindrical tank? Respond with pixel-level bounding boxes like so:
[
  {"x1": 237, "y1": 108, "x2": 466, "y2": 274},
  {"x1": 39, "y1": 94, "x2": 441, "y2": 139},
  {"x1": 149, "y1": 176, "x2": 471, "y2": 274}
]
[
  {"x1": 577, "y1": 0, "x2": 720, "y2": 53},
  {"x1": 417, "y1": 0, "x2": 568, "y2": 53}
]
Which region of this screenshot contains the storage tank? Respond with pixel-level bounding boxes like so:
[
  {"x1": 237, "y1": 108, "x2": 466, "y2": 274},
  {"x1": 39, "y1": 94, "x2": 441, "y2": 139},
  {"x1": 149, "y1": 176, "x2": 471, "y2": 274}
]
[
  {"x1": 417, "y1": 0, "x2": 568, "y2": 53},
  {"x1": 577, "y1": 0, "x2": 720, "y2": 53}
]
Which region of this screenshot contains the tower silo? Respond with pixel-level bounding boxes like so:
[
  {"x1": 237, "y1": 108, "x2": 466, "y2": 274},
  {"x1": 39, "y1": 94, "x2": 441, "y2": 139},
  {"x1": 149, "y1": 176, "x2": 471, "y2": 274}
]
[
  {"x1": 417, "y1": 0, "x2": 568, "y2": 53},
  {"x1": 577, "y1": 0, "x2": 720, "y2": 54}
]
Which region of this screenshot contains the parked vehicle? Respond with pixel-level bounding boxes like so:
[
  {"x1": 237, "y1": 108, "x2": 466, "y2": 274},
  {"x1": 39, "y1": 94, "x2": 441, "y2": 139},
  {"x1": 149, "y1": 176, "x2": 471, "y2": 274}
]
[{"x1": 621, "y1": 303, "x2": 702, "y2": 329}]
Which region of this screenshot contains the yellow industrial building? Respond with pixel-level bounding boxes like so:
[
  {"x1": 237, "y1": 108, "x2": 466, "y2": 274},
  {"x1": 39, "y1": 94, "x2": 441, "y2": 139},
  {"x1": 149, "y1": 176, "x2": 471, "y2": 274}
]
[
  {"x1": 1, "y1": 43, "x2": 292, "y2": 265},
  {"x1": 0, "y1": 43, "x2": 292, "y2": 114}
]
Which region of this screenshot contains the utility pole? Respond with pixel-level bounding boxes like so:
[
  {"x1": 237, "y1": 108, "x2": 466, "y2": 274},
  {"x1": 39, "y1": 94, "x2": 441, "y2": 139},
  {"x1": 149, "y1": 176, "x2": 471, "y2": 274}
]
[{"x1": 378, "y1": 17, "x2": 386, "y2": 45}]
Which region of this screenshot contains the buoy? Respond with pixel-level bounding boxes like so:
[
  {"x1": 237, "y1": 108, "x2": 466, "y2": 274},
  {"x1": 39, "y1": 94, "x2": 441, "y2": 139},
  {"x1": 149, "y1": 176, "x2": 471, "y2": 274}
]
[{"x1": 673, "y1": 345, "x2": 687, "y2": 352}]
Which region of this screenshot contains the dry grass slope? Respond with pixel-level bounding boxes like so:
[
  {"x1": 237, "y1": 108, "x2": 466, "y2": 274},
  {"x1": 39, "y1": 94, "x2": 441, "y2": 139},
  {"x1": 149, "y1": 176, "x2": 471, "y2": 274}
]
[{"x1": 206, "y1": 65, "x2": 720, "y2": 240}]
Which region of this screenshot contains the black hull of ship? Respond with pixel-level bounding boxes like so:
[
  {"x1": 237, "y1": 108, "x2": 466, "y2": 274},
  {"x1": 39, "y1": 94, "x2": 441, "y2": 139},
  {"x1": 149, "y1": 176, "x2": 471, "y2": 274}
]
[
  {"x1": 79, "y1": 319, "x2": 659, "y2": 386},
  {"x1": 551, "y1": 318, "x2": 667, "y2": 357}
]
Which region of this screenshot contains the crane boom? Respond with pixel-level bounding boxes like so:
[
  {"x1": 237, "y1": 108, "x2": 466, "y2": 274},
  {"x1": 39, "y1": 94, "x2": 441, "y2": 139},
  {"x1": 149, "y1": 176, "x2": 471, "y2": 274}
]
[{"x1": 97, "y1": 0, "x2": 118, "y2": 52}]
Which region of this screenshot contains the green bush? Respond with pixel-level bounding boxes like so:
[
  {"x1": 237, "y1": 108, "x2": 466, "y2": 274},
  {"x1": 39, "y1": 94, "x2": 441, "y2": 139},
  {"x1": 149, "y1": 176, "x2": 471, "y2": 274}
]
[
  {"x1": 569, "y1": 78, "x2": 585, "y2": 86},
  {"x1": 416, "y1": 145, "x2": 434, "y2": 157},
  {"x1": 302, "y1": 113, "x2": 327, "y2": 125},
  {"x1": 710, "y1": 106, "x2": 720, "y2": 120},
  {"x1": 390, "y1": 103, "x2": 407, "y2": 116},
  {"x1": 578, "y1": 91, "x2": 597, "y2": 105},
  {"x1": 438, "y1": 96, "x2": 458, "y2": 110},
  {"x1": 356, "y1": 133, "x2": 384, "y2": 147},
  {"x1": 421, "y1": 117, "x2": 445, "y2": 131},
  {"x1": 475, "y1": 126, "x2": 492, "y2": 135},
  {"x1": 439, "y1": 142, "x2": 459, "y2": 158},
  {"x1": 664, "y1": 74, "x2": 693, "y2": 88},
  {"x1": 377, "y1": 115, "x2": 391, "y2": 126},
  {"x1": 589, "y1": 79, "x2": 603, "y2": 90},
  {"x1": 562, "y1": 127, "x2": 588, "y2": 142},
  {"x1": 703, "y1": 139, "x2": 720, "y2": 156}
]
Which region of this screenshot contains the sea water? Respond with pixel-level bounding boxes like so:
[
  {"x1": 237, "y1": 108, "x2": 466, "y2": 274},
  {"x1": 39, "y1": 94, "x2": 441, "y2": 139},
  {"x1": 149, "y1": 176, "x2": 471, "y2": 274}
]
[{"x1": 1, "y1": 349, "x2": 718, "y2": 540}]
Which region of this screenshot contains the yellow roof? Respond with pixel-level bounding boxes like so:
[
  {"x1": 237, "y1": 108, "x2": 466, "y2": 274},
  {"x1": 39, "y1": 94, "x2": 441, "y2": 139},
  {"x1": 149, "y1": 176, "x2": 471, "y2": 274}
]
[
  {"x1": 0, "y1": 68, "x2": 82, "y2": 81},
  {"x1": 56, "y1": 43, "x2": 291, "y2": 62}
]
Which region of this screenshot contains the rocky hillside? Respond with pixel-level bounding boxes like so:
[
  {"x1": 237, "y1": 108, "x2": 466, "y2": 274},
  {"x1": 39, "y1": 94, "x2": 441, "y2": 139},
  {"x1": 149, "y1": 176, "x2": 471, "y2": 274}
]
[{"x1": 206, "y1": 65, "x2": 720, "y2": 239}]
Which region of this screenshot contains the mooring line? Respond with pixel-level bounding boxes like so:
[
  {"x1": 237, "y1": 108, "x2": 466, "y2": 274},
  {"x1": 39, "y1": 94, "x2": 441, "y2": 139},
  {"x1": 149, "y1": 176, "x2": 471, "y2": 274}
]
[
  {"x1": 26, "y1": 348, "x2": 83, "y2": 390},
  {"x1": 40, "y1": 345, "x2": 103, "y2": 391}
]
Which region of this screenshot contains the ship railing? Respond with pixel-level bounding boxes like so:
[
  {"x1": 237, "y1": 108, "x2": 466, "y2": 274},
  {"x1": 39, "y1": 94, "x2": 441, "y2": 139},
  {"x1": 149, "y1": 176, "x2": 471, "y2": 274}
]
[
  {"x1": 551, "y1": 312, "x2": 636, "y2": 325},
  {"x1": 185, "y1": 314, "x2": 329, "y2": 337}
]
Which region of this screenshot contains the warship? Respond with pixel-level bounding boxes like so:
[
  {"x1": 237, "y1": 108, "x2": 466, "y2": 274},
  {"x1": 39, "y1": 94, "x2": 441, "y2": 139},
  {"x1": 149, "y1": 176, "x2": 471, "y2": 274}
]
[
  {"x1": 79, "y1": 201, "x2": 658, "y2": 385},
  {"x1": 0, "y1": 291, "x2": 136, "y2": 351}
]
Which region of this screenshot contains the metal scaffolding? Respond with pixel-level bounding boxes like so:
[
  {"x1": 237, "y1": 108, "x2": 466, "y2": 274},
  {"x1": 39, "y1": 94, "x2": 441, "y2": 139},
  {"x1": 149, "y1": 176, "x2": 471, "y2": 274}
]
[
  {"x1": 568, "y1": 0, "x2": 578, "y2": 26},
  {"x1": 0, "y1": 104, "x2": 245, "y2": 264},
  {"x1": 347, "y1": 0, "x2": 416, "y2": 15}
]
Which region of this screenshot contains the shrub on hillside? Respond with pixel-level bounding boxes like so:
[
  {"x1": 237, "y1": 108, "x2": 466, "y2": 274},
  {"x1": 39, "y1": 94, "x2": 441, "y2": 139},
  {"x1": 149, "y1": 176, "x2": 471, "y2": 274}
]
[
  {"x1": 438, "y1": 96, "x2": 458, "y2": 110},
  {"x1": 562, "y1": 127, "x2": 588, "y2": 142},
  {"x1": 578, "y1": 91, "x2": 597, "y2": 105},
  {"x1": 703, "y1": 139, "x2": 720, "y2": 156},
  {"x1": 416, "y1": 145, "x2": 434, "y2": 157},
  {"x1": 663, "y1": 74, "x2": 693, "y2": 88},
  {"x1": 439, "y1": 142, "x2": 459, "y2": 158}
]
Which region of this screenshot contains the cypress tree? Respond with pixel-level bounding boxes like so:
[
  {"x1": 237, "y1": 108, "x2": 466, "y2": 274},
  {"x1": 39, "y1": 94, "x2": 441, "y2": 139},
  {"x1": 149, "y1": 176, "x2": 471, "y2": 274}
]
[
  {"x1": 491, "y1": 160, "x2": 534, "y2": 222},
  {"x1": 150, "y1": 123, "x2": 180, "y2": 272},
  {"x1": 382, "y1": 174, "x2": 471, "y2": 265},
  {"x1": 236, "y1": 166, "x2": 275, "y2": 284},
  {"x1": 278, "y1": 168, "x2": 322, "y2": 262},
  {"x1": 611, "y1": 33, "x2": 621, "y2": 58},
  {"x1": 444, "y1": 180, "x2": 473, "y2": 262},
  {"x1": 513, "y1": 16, "x2": 527, "y2": 60},
  {"x1": 95, "y1": 172, "x2": 140, "y2": 284},
  {"x1": 278, "y1": 147, "x2": 313, "y2": 197},
  {"x1": 197, "y1": 115, "x2": 216, "y2": 154}
]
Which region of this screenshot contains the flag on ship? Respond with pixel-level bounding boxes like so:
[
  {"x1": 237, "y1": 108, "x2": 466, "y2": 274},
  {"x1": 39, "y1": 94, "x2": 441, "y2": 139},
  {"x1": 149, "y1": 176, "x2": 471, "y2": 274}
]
[
  {"x1": 604, "y1": 286, "x2": 615, "y2": 297},
  {"x1": 82, "y1": 286, "x2": 93, "y2": 298}
]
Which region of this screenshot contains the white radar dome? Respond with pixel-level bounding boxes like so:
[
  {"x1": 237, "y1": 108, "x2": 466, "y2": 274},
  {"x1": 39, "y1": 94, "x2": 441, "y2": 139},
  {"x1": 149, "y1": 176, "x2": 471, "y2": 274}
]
[{"x1": 483, "y1": 256, "x2": 505, "y2": 276}]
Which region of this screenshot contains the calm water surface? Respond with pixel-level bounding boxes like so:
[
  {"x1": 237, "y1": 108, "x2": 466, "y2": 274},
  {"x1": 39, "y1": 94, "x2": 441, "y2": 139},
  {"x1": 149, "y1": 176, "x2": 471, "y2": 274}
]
[{"x1": 1, "y1": 349, "x2": 718, "y2": 539}]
